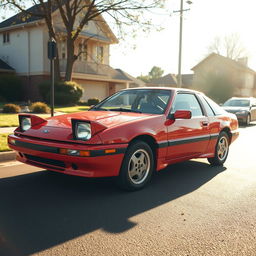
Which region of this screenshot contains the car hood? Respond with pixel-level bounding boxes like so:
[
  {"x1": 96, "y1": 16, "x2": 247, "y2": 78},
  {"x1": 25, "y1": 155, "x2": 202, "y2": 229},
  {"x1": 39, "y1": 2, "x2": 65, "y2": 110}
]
[
  {"x1": 17, "y1": 111, "x2": 152, "y2": 143},
  {"x1": 46, "y1": 111, "x2": 150, "y2": 128},
  {"x1": 222, "y1": 106, "x2": 249, "y2": 113}
]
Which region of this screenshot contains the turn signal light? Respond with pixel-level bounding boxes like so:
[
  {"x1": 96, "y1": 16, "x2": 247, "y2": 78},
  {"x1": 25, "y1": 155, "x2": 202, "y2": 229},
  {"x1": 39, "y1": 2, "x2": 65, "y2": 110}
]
[
  {"x1": 105, "y1": 149, "x2": 116, "y2": 154},
  {"x1": 59, "y1": 148, "x2": 90, "y2": 157},
  {"x1": 79, "y1": 150, "x2": 90, "y2": 157},
  {"x1": 59, "y1": 148, "x2": 68, "y2": 154}
]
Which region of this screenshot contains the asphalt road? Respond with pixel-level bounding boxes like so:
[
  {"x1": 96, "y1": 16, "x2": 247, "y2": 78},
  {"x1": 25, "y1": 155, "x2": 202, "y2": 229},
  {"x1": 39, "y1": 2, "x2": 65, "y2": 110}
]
[{"x1": 0, "y1": 123, "x2": 256, "y2": 256}]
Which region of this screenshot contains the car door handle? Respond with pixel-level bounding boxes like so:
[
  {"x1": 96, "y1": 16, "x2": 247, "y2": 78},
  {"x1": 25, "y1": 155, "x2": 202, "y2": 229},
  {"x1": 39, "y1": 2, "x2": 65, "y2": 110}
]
[{"x1": 201, "y1": 121, "x2": 209, "y2": 126}]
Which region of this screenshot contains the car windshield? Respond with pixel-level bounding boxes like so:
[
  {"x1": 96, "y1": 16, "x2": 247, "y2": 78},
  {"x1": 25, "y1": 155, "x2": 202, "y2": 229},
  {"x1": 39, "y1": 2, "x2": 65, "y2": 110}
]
[
  {"x1": 223, "y1": 99, "x2": 250, "y2": 107},
  {"x1": 90, "y1": 89, "x2": 172, "y2": 114}
]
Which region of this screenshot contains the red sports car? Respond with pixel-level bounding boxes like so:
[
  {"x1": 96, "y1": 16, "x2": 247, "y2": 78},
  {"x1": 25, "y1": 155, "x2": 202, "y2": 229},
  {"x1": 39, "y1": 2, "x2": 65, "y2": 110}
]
[{"x1": 8, "y1": 88, "x2": 239, "y2": 190}]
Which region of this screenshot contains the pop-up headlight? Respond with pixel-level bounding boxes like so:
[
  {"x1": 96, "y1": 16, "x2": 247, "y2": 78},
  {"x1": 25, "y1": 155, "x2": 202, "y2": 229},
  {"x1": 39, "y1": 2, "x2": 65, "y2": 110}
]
[
  {"x1": 75, "y1": 122, "x2": 91, "y2": 141},
  {"x1": 20, "y1": 117, "x2": 31, "y2": 131}
]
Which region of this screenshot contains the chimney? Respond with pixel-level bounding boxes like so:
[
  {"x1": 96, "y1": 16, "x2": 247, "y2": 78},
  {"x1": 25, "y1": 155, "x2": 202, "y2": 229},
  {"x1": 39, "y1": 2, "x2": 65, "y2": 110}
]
[{"x1": 237, "y1": 57, "x2": 248, "y2": 66}]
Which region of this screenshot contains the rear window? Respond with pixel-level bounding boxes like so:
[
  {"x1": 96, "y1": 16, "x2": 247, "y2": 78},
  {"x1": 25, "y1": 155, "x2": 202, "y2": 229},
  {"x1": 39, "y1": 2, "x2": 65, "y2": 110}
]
[
  {"x1": 199, "y1": 96, "x2": 215, "y2": 116},
  {"x1": 203, "y1": 96, "x2": 226, "y2": 115}
]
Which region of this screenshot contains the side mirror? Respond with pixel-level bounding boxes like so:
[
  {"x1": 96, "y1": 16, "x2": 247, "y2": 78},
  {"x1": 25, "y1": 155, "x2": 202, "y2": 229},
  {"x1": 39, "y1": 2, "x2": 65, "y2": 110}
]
[{"x1": 173, "y1": 110, "x2": 192, "y2": 120}]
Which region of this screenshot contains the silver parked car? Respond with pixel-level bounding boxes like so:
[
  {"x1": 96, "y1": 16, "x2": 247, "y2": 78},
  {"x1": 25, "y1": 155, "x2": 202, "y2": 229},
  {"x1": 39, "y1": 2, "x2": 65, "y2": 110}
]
[{"x1": 222, "y1": 97, "x2": 256, "y2": 125}]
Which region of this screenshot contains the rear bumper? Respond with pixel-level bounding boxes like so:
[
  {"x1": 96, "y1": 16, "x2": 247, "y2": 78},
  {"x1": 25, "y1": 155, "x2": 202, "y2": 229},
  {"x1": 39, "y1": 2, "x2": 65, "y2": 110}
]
[{"x1": 8, "y1": 134, "x2": 127, "y2": 177}]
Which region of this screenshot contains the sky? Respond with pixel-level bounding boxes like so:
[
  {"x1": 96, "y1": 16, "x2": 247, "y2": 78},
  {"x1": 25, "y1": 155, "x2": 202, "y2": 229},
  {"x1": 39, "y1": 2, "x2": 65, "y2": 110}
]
[
  {"x1": 109, "y1": 0, "x2": 256, "y2": 77},
  {"x1": 1, "y1": 0, "x2": 256, "y2": 78}
]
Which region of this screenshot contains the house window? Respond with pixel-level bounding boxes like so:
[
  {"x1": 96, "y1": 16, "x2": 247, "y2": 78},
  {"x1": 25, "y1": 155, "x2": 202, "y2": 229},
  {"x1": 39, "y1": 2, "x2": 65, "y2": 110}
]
[
  {"x1": 3, "y1": 32, "x2": 10, "y2": 44},
  {"x1": 78, "y1": 43, "x2": 87, "y2": 61},
  {"x1": 96, "y1": 46, "x2": 104, "y2": 64}
]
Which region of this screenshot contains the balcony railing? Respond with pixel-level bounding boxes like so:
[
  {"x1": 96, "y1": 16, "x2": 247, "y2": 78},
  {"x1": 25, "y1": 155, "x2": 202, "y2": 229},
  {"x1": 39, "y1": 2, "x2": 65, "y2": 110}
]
[
  {"x1": 59, "y1": 59, "x2": 128, "y2": 82},
  {"x1": 60, "y1": 59, "x2": 111, "y2": 77}
]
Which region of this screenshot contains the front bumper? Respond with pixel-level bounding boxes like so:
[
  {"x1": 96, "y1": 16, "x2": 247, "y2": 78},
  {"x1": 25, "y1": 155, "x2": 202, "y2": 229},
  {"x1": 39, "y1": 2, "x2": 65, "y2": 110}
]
[
  {"x1": 8, "y1": 134, "x2": 127, "y2": 177},
  {"x1": 235, "y1": 114, "x2": 248, "y2": 123}
]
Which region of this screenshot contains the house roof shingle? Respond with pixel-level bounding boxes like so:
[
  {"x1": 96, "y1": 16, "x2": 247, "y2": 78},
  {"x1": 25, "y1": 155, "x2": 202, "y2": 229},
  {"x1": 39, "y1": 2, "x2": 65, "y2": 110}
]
[
  {"x1": 82, "y1": 63, "x2": 131, "y2": 82},
  {"x1": 115, "y1": 69, "x2": 145, "y2": 87},
  {"x1": 150, "y1": 74, "x2": 177, "y2": 86},
  {"x1": 191, "y1": 53, "x2": 256, "y2": 74},
  {"x1": 0, "y1": 4, "x2": 50, "y2": 29}
]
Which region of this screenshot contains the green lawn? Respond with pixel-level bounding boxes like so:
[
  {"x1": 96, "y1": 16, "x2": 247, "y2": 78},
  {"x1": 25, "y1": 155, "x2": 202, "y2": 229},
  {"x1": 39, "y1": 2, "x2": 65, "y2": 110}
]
[
  {"x1": 0, "y1": 114, "x2": 20, "y2": 127},
  {"x1": 55, "y1": 106, "x2": 90, "y2": 113},
  {"x1": 0, "y1": 133, "x2": 11, "y2": 152},
  {"x1": 0, "y1": 114, "x2": 51, "y2": 128},
  {"x1": 0, "y1": 105, "x2": 89, "y2": 128}
]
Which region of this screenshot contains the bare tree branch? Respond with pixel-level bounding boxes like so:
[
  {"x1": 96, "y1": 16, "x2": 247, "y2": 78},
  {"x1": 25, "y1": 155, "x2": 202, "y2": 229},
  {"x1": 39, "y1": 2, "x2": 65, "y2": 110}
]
[{"x1": 208, "y1": 33, "x2": 248, "y2": 60}]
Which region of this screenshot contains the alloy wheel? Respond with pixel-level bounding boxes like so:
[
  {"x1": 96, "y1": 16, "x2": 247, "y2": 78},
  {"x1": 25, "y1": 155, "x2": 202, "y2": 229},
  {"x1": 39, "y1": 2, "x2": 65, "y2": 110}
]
[{"x1": 128, "y1": 149, "x2": 150, "y2": 185}]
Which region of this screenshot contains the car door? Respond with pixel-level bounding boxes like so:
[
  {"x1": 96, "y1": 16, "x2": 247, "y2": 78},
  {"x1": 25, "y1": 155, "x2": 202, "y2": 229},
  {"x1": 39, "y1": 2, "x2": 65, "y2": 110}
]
[{"x1": 166, "y1": 92, "x2": 210, "y2": 160}]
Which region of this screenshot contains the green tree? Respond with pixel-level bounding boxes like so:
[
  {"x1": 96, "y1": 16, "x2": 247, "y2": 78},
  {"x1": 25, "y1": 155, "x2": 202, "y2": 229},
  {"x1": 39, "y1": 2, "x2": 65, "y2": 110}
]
[
  {"x1": 208, "y1": 33, "x2": 247, "y2": 60},
  {"x1": 149, "y1": 66, "x2": 164, "y2": 80},
  {"x1": 136, "y1": 75, "x2": 150, "y2": 83},
  {"x1": 2, "y1": 0, "x2": 166, "y2": 81},
  {"x1": 137, "y1": 66, "x2": 164, "y2": 83}
]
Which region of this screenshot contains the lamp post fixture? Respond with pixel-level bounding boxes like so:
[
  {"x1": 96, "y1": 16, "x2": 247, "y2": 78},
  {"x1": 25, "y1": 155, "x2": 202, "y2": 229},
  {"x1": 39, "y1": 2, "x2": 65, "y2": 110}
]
[{"x1": 174, "y1": 0, "x2": 192, "y2": 88}]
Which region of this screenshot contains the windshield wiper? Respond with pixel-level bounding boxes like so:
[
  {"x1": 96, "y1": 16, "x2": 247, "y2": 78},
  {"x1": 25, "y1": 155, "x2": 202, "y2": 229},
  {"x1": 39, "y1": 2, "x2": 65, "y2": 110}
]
[
  {"x1": 90, "y1": 107, "x2": 109, "y2": 111},
  {"x1": 108, "y1": 108, "x2": 141, "y2": 113}
]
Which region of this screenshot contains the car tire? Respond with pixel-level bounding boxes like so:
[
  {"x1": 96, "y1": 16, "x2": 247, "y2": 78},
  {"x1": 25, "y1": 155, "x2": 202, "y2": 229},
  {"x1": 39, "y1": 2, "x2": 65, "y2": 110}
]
[
  {"x1": 116, "y1": 140, "x2": 154, "y2": 191},
  {"x1": 208, "y1": 131, "x2": 229, "y2": 166},
  {"x1": 245, "y1": 114, "x2": 251, "y2": 126}
]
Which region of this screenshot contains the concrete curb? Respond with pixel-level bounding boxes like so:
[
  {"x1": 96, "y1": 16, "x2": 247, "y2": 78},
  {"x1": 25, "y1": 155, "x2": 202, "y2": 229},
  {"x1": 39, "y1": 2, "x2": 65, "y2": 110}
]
[{"x1": 0, "y1": 151, "x2": 16, "y2": 162}]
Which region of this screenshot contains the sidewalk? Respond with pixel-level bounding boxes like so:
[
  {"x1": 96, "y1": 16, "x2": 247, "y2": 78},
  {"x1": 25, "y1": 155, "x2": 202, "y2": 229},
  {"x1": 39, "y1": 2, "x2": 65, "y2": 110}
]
[
  {"x1": 0, "y1": 127, "x2": 16, "y2": 134},
  {"x1": 0, "y1": 127, "x2": 16, "y2": 162}
]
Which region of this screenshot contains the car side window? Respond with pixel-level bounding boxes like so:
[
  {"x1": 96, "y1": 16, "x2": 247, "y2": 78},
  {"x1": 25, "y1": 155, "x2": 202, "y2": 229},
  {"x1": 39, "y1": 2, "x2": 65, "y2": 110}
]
[{"x1": 171, "y1": 93, "x2": 203, "y2": 117}]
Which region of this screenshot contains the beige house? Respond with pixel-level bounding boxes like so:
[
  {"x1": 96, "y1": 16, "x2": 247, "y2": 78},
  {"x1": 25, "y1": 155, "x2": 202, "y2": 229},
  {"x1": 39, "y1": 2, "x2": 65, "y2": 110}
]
[
  {"x1": 0, "y1": 3, "x2": 134, "y2": 101},
  {"x1": 192, "y1": 53, "x2": 256, "y2": 97}
]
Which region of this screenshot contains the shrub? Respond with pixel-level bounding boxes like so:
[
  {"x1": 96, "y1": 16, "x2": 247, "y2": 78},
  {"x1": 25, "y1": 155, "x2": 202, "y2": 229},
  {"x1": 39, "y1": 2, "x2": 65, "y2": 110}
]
[
  {"x1": 87, "y1": 98, "x2": 100, "y2": 106},
  {"x1": 78, "y1": 100, "x2": 88, "y2": 106},
  {"x1": 39, "y1": 81, "x2": 83, "y2": 105},
  {"x1": 0, "y1": 75, "x2": 23, "y2": 101},
  {"x1": 2, "y1": 103, "x2": 21, "y2": 113},
  {"x1": 30, "y1": 102, "x2": 50, "y2": 113}
]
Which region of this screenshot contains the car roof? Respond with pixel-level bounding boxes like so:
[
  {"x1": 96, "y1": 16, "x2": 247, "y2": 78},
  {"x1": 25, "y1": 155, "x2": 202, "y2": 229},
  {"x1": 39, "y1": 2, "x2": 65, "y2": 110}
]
[
  {"x1": 122, "y1": 86, "x2": 203, "y2": 94},
  {"x1": 228, "y1": 97, "x2": 254, "y2": 100}
]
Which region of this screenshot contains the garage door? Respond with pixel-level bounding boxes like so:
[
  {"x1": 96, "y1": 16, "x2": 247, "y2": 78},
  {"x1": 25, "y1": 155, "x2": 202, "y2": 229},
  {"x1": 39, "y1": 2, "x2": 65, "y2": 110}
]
[{"x1": 81, "y1": 83, "x2": 108, "y2": 102}]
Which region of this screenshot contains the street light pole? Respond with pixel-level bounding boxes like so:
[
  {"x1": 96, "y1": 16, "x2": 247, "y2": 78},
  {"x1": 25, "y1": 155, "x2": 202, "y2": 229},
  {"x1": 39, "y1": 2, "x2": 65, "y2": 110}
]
[{"x1": 177, "y1": 0, "x2": 183, "y2": 88}]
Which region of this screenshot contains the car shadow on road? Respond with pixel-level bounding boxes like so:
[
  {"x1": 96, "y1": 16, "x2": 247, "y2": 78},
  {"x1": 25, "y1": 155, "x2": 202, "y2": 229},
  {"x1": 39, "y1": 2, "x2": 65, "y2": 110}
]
[
  {"x1": 239, "y1": 122, "x2": 256, "y2": 129},
  {"x1": 0, "y1": 160, "x2": 226, "y2": 256}
]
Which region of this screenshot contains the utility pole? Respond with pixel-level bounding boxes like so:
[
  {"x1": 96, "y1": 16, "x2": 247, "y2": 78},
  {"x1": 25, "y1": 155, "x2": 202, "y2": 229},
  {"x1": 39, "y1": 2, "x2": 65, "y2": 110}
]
[
  {"x1": 174, "y1": 0, "x2": 192, "y2": 88},
  {"x1": 177, "y1": 0, "x2": 183, "y2": 88}
]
